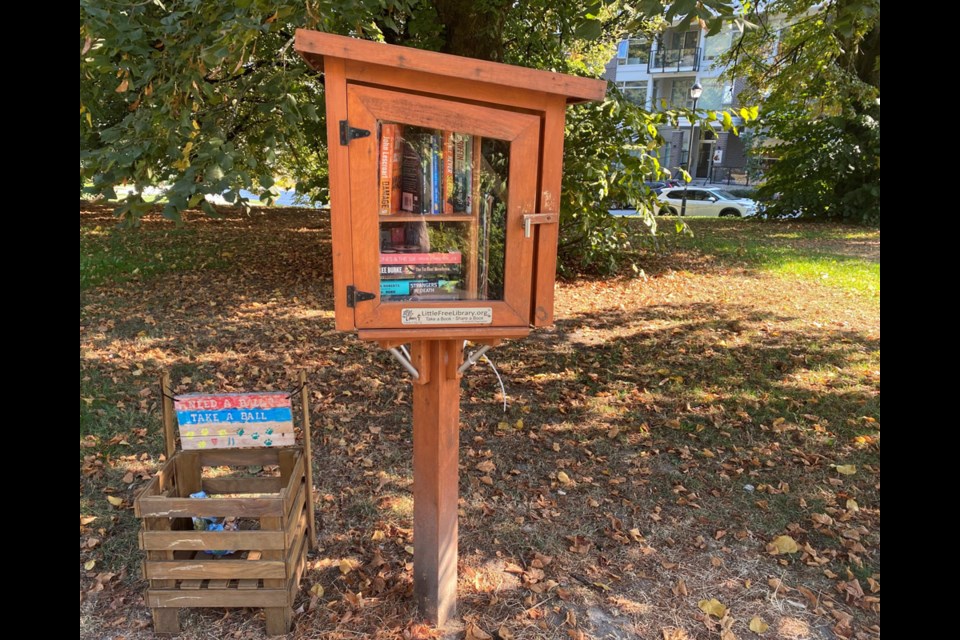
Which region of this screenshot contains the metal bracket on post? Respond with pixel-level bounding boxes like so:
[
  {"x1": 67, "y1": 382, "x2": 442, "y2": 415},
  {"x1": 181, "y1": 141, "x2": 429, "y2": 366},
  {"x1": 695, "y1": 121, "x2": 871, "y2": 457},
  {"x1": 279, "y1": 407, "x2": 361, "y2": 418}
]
[
  {"x1": 388, "y1": 347, "x2": 420, "y2": 380},
  {"x1": 457, "y1": 344, "x2": 492, "y2": 375}
]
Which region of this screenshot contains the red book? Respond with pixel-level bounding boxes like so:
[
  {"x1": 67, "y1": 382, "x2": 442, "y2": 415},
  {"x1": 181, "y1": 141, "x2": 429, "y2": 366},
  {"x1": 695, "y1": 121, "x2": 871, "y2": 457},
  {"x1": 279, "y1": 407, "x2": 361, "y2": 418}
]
[
  {"x1": 379, "y1": 124, "x2": 403, "y2": 215},
  {"x1": 380, "y1": 252, "x2": 463, "y2": 265}
]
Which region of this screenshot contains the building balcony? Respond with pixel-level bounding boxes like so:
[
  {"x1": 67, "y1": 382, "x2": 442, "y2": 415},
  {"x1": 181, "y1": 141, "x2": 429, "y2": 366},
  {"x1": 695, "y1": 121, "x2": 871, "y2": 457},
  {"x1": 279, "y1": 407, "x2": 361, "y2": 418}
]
[{"x1": 648, "y1": 47, "x2": 700, "y2": 73}]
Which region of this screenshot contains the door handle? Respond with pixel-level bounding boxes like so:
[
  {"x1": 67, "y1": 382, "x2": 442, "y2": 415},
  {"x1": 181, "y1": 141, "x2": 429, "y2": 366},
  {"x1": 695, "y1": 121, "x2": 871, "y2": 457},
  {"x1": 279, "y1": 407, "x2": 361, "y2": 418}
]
[{"x1": 523, "y1": 213, "x2": 558, "y2": 238}]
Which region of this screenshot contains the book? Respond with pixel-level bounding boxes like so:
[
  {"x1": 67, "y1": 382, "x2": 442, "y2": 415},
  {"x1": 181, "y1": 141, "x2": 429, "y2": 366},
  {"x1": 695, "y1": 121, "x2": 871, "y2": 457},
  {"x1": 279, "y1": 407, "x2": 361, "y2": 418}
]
[
  {"x1": 470, "y1": 134, "x2": 481, "y2": 214},
  {"x1": 381, "y1": 279, "x2": 460, "y2": 297},
  {"x1": 420, "y1": 132, "x2": 432, "y2": 214},
  {"x1": 380, "y1": 251, "x2": 462, "y2": 265},
  {"x1": 431, "y1": 133, "x2": 441, "y2": 214},
  {"x1": 442, "y1": 131, "x2": 454, "y2": 214},
  {"x1": 381, "y1": 263, "x2": 463, "y2": 279},
  {"x1": 465, "y1": 134, "x2": 473, "y2": 214},
  {"x1": 378, "y1": 124, "x2": 403, "y2": 215},
  {"x1": 400, "y1": 135, "x2": 424, "y2": 213},
  {"x1": 452, "y1": 134, "x2": 467, "y2": 212}
]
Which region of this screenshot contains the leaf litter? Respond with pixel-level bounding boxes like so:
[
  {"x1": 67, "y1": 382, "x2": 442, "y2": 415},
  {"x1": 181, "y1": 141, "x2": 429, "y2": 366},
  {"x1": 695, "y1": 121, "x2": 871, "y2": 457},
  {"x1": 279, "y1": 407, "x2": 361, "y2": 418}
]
[{"x1": 80, "y1": 205, "x2": 880, "y2": 639}]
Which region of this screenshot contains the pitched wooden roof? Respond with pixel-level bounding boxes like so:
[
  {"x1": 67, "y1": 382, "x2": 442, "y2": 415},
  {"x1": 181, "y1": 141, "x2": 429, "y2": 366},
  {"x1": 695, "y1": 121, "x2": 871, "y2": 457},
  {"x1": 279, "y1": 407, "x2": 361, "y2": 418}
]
[{"x1": 295, "y1": 29, "x2": 607, "y2": 104}]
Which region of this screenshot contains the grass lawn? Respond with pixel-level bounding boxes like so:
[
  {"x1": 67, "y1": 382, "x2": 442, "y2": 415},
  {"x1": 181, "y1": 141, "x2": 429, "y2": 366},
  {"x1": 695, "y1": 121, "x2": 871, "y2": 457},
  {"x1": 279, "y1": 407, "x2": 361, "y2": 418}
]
[{"x1": 80, "y1": 204, "x2": 879, "y2": 639}]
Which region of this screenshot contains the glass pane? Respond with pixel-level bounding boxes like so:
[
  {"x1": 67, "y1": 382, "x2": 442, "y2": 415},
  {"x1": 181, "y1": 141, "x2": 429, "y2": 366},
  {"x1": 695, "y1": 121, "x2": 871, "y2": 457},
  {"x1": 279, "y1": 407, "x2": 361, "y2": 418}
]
[{"x1": 377, "y1": 123, "x2": 509, "y2": 302}]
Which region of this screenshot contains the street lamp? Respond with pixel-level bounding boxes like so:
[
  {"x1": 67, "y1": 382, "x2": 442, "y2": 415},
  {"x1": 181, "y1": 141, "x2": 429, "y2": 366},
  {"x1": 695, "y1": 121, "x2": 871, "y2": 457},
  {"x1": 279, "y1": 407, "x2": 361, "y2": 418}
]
[{"x1": 680, "y1": 81, "x2": 703, "y2": 217}]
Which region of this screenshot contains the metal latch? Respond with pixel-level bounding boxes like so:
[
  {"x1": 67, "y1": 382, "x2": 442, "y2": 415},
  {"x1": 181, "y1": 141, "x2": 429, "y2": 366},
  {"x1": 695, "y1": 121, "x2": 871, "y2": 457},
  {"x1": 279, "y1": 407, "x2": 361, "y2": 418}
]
[
  {"x1": 523, "y1": 212, "x2": 558, "y2": 238},
  {"x1": 346, "y1": 285, "x2": 376, "y2": 307},
  {"x1": 339, "y1": 120, "x2": 371, "y2": 145}
]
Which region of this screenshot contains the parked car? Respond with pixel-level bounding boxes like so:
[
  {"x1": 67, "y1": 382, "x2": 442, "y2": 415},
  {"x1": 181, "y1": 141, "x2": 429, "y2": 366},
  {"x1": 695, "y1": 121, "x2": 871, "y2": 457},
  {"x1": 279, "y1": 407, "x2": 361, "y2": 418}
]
[{"x1": 657, "y1": 187, "x2": 757, "y2": 217}]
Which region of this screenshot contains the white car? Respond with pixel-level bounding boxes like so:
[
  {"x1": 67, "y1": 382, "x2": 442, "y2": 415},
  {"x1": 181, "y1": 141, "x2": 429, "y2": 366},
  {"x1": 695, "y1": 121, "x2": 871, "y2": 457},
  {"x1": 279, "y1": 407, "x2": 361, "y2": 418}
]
[{"x1": 657, "y1": 187, "x2": 757, "y2": 217}]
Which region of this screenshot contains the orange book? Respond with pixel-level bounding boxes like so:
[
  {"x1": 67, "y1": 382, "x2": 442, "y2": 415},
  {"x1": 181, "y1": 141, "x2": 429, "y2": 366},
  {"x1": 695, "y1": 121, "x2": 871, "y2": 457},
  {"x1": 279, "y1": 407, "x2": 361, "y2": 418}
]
[{"x1": 379, "y1": 124, "x2": 403, "y2": 215}]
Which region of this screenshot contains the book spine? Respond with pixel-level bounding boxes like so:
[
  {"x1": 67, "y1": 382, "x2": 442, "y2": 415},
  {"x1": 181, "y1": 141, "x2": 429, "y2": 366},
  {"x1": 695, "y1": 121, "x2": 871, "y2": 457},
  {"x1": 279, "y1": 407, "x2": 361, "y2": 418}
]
[
  {"x1": 420, "y1": 133, "x2": 431, "y2": 214},
  {"x1": 431, "y1": 133, "x2": 441, "y2": 214},
  {"x1": 453, "y1": 134, "x2": 467, "y2": 212},
  {"x1": 381, "y1": 279, "x2": 461, "y2": 296},
  {"x1": 380, "y1": 251, "x2": 463, "y2": 265},
  {"x1": 470, "y1": 135, "x2": 481, "y2": 215},
  {"x1": 381, "y1": 263, "x2": 463, "y2": 278},
  {"x1": 378, "y1": 124, "x2": 402, "y2": 215},
  {"x1": 390, "y1": 126, "x2": 402, "y2": 214},
  {"x1": 465, "y1": 135, "x2": 473, "y2": 214},
  {"x1": 400, "y1": 136, "x2": 422, "y2": 213},
  {"x1": 443, "y1": 131, "x2": 454, "y2": 214}
]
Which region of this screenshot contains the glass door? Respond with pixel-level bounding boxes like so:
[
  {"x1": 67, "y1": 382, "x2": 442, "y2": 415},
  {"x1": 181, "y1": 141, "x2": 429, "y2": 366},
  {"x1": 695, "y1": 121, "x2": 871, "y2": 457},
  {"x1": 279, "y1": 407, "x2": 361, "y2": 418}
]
[{"x1": 345, "y1": 84, "x2": 541, "y2": 330}]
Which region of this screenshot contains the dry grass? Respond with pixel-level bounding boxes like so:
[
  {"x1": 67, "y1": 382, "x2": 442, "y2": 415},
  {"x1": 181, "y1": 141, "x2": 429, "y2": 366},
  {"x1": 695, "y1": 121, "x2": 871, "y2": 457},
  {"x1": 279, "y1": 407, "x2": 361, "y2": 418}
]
[{"x1": 80, "y1": 204, "x2": 879, "y2": 639}]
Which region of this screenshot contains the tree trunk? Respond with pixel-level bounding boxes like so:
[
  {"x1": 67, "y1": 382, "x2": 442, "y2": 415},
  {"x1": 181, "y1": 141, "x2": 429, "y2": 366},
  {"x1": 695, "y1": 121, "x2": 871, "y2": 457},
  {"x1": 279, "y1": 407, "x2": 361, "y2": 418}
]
[{"x1": 433, "y1": 0, "x2": 513, "y2": 61}]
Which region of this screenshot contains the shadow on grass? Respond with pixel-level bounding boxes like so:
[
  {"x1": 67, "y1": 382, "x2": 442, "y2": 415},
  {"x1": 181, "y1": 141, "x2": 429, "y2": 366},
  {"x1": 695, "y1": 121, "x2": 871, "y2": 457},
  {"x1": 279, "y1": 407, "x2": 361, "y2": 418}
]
[{"x1": 80, "y1": 204, "x2": 879, "y2": 638}]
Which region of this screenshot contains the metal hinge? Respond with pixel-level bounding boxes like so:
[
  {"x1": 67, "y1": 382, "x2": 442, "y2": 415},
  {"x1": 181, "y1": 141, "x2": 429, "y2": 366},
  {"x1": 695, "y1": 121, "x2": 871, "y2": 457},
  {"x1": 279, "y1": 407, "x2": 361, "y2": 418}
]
[
  {"x1": 339, "y1": 120, "x2": 371, "y2": 145},
  {"x1": 346, "y1": 285, "x2": 376, "y2": 307}
]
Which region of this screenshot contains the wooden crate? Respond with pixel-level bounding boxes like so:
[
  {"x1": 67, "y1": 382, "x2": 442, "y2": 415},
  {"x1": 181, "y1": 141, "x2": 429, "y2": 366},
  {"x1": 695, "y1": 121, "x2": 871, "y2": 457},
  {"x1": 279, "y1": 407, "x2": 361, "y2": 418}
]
[
  {"x1": 134, "y1": 373, "x2": 316, "y2": 634},
  {"x1": 135, "y1": 446, "x2": 310, "y2": 635}
]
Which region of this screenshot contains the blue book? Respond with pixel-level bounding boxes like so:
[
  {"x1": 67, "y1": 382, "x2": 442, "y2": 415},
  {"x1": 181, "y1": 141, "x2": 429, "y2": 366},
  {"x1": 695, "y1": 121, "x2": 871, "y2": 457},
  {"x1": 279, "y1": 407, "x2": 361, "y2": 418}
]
[
  {"x1": 381, "y1": 279, "x2": 459, "y2": 296},
  {"x1": 432, "y1": 133, "x2": 441, "y2": 214}
]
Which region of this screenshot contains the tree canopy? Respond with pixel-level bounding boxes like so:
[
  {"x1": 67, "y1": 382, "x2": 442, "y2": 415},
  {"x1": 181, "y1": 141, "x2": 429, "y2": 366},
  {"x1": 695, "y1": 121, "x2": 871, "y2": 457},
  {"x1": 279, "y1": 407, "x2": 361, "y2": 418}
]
[
  {"x1": 724, "y1": 0, "x2": 880, "y2": 224},
  {"x1": 80, "y1": 1, "x2": 748, "y2": 271}
]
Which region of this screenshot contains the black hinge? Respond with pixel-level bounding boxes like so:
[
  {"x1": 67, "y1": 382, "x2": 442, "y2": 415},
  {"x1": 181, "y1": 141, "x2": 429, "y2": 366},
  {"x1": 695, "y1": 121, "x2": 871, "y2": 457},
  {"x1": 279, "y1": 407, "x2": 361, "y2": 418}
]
[
  {"x1": 339, "y1": 120, "x2": 371, "y2": 145},
  {"x1": 346, "y1": 285, "x2": 376, "y2": 307}
]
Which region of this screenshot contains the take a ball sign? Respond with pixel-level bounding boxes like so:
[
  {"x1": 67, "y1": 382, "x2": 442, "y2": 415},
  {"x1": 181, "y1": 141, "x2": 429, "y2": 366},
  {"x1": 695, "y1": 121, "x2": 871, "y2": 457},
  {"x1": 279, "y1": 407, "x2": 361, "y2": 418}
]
[{"x1": 173, "y1": 392, "x2": 295, "y2": 450}]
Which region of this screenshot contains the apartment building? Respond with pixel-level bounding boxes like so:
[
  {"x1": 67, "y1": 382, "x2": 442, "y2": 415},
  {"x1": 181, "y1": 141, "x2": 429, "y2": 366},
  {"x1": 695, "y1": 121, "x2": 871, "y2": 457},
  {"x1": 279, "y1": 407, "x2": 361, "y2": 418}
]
[{"x1": 604, "y1": 23, "x2": 749, "y2": 183}]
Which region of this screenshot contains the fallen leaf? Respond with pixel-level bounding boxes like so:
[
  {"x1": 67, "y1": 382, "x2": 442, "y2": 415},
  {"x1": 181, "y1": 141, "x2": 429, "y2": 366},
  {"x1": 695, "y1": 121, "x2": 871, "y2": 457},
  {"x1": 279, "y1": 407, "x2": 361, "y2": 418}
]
[
  {"x1": 846, "y1": 498, "x2": 859, "y2": 512},
  {"x1": 371, "y1": 530, "x2": 385, "y2": 541},
  {"x1": 672, "y1": 579, "x2": 688, "y2": 597},
  {"x1": 557, "y1": 471, "x2": 572, "y2": 485},
  {"x1": 530, "y1": 553, "x2": 553, "y2": 569},
  {"x1": 497, "y1": 625, "x2": 515, "y2": 639},
  {"x1": 80, "y1": 515, "x2": 97, "y2": 526},
  {"x1": 106, "y1": 495, "x2": 124, "y2": 507},
  {"x1": 662, "y1": 629, "x2": 690, "y2": 640},
  {"x1": 749, "y1": 617, "x2": 769, "y2": 633},
  {"x1": 339, "y1": 559, "x2": 353, "y2": 574},
  {"x1": 767, "y1": 535, "x2": 799, "y2": 555},
  {"x1": 310, "y1": 583, "x2": 324, "y2": 597},
  {"x1": 698, "y1": 598, "x2": 727, "y2": 618},
  {"x1": 797, "y1": 585, "x2": 818, "y2": 608},
  {"x1": 476, "y1": 460, "x2": 496, "y2": 474},
  {"x1": 811, "y1": 513, "x2": 833, "y2": 526},
  {"x1": 84, "y1": 559, "x2": 96, "y2": 571},
  {"x1": 835, "y1": 464, "x2": 857, "y2": 475}
]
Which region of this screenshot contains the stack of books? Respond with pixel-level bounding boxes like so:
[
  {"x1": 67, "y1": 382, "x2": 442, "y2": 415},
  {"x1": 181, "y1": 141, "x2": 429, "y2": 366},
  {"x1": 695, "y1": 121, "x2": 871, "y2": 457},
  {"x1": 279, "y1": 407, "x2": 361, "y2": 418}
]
[
  {"x1": 379, "y1": 124, "x2": 476, "y2": 216},
  {"x1": 379, "y1": 251, "x2": 463, "y2": 300}
]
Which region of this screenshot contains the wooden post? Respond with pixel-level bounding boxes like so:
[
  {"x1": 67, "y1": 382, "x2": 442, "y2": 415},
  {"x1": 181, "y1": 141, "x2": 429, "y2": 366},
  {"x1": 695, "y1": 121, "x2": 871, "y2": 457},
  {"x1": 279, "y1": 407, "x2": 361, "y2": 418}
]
[
  {"x1": 411, "y1": 340, "x2": 463, "y2": 626},
  {"x1": 160, "y1": 372, "x2": 177, "y2": 460},
  {"x1": 299, "y1": 371, "x2": 318, "y2": 550}
]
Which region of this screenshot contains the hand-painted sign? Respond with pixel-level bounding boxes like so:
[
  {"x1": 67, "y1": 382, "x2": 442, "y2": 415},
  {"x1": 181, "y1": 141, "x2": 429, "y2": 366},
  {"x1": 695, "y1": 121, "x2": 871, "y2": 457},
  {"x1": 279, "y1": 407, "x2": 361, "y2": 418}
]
[{"x1": 173, "y1": 392, "x2": 295, "y2": 450}]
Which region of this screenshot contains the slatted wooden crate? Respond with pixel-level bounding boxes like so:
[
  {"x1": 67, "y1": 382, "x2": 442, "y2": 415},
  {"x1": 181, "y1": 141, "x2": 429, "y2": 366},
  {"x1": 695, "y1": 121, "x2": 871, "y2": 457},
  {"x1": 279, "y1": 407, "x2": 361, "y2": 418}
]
[{"x1": 134, "y1": 375, "x2": 315, "y2": 635}]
